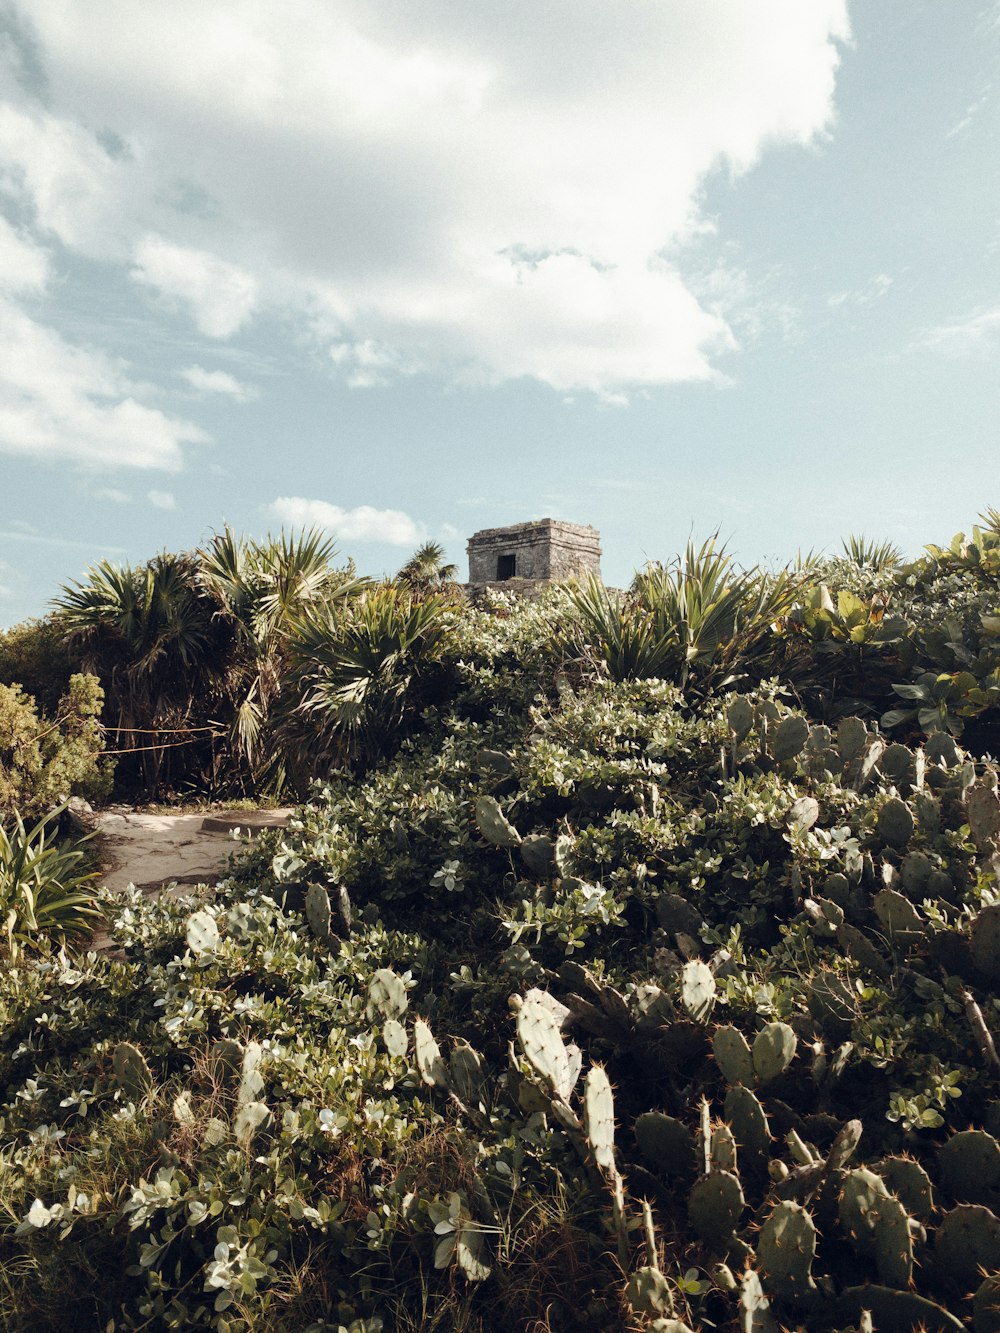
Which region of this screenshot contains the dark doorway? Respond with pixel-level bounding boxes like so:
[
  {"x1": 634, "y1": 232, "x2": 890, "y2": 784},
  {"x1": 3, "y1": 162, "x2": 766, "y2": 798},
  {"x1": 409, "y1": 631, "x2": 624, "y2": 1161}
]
[{"x1": 496, "y1": 553, "x2": 516, "y2": 580}]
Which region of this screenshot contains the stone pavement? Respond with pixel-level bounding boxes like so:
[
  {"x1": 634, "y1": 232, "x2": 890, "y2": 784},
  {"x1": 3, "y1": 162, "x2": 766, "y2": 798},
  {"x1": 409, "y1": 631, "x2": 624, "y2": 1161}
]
[{"x1": 96, "y1": 807, "x2": 292, "y2": 896}]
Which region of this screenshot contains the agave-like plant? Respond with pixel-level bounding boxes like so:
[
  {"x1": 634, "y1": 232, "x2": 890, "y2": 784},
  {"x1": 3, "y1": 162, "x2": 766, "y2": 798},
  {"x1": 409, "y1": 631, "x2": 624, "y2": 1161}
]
[
  {"x1": 571, "y1": 538, "x2": 800, "y2": 695},
  {"x1": 0, "y1": 807, "x2": 101, "y2": 961},
  {"x1": 841, "y1": 534, "x2": 903, "y2": 572},
  {"x1": 284, "y1": 586, "x2": 452, "y2": 771}
]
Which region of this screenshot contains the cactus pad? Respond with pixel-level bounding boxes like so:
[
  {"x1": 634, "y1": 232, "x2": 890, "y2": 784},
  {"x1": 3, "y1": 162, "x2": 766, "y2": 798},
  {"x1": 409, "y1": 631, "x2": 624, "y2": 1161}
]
[
  {"x1": 680, "y1": 959, "x2": 716, "y2": 1023},
  {"x1": 772, "y1": 714, "x2": 809, "y2": 762},
  {"x1": 304, "y1": 883, "x2": 332, "y2": 939},
  {"x1": 725, "y1": 1085, "x2": 770, "y2": 1179},
  {"x1": 711, "y1": 1124, "x2": 738, "y2": 1174},
  {"x1": 414, "y1": 1018, "x2": 449, "y2": 1089},
  {"x1": 757, "y1": 1200, "x2": 817, "y2": 1302},
  {"x1": 838, "y1": 716, "x2": 869, "y2": 764},
  {"x1": 728, "y1": 696, "x2": 754, "y2": 741},
  {"x1": 872, "y1": 1192, "x2": 914, "y2": 1288},
  {"x1": 807, "y1": 971, "x2": 857, "y2": 1037},
  {"x1": 369, "y1": 968, "x2": 408, "y2": 1019},
  {"x1": 689, "y1": 1170, "x2": 745, "y2": 1245},
  {"x1": 971, "y1": 906, "x2": 1000, "y2": 983},
  {"x1": 839, "y1": 1167, "x2": 889, "y2": 1249},
  {"x1": 752, "y1": 1022, "x2": 796, "y2": 1085},
  {"x1": 714, "y1": 1025, "x2": 755, "y2": 1086},
  {"x1": 185, "y1": 908, "x2": 219, "y2": 956},
  {"x1": 974, "y1": 1274, "x2": 1000, "y2": 1333},
  {"x1": 475, "y1": 795, "x2": 521, "y2": 848},
  {"x1": 634, "y1": 1112, "x2": 696, "y2": 1179},
  {"x1": 516, "y1": 990, "x2": 580, "y2": 1102},
  {"x1": 968, "y1": 778, "x2": 1000, "y2": 851},
  {"x1": 449, "y1": 1042, "x2": 485, "y2": 1104},
  {"x1": 874, "y1": 888, "x2": 925, "y2": 935},
  {"x1": 739, "y1": 1270, "x2": 779, "y2": 1333},
  {"x1": 112, "y1": 1042, "x2": 152, "y2": 1101},
  {"x1": 935, "y1": 1204, "x2": 1000, "y2": 1292},
  {"x1": 877, "y1": 1156, "x2": 935, "y2": 1220},
  {"x1": 583, "y1": 1065, "x2": 616, "y2": 1171},
  {"x1": 938, "y1": 1129, "x2": 1000, "y2": 1209},
  {"x1": 520, "y1": 834, "x2": 556, "y2": 875},
  {"x1": 877, "y1": 797, "x2": 915, "y2": 849}
]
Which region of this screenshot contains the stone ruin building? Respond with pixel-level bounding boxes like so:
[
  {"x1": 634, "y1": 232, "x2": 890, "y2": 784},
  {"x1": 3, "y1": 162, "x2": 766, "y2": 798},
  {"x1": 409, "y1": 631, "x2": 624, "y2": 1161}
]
[{"x1": 465, "y1": 519, "x2": 601, "y2": 595}]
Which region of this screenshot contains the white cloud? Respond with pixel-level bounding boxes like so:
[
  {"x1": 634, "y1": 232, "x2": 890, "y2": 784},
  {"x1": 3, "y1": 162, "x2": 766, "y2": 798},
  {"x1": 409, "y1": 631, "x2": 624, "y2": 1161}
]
[
  {"x1": 0, "y1": 215, "x2": 49, "y2": 292},
  {"x1": 922, "y1": 305, "x2": 1000, "y2": 355},
  {"x1": 132, "y1": 236, "x2": 259, "y2": 338},
  {"x1": 93, "y1": 487, "x2": 131, "y2": 503},
  {"x1": 827, "y1": 273, "x2": 893, "y2": 308},
  {"x1": 269, "y1": 496, "x2": 423, "y2": 545},
  {"x1": 147, "y1": 489, "x2": 175, "y2": 509},
  {"x1": 0, "y1": 296, "x2": 208, "y2": 468},
  {"x1": 4, "y1": 0, "x2": 849, "y2": 395},
  {"x1": 179, "y1": 364, "x2": 258, "y2": 401}
]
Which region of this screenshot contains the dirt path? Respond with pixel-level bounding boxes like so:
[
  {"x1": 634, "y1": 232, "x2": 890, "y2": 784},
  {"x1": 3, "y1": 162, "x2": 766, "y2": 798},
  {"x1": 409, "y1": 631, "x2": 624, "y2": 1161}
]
[{"x1": 97, "y1": 807, "x2": 292, "y2": 897}]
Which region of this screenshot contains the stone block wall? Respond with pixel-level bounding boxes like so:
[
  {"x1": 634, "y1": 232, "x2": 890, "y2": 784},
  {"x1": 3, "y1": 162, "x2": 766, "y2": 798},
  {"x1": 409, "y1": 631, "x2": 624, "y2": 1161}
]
[{"x1": 466, "y1": 519, "x2": 601, "y2": 585}]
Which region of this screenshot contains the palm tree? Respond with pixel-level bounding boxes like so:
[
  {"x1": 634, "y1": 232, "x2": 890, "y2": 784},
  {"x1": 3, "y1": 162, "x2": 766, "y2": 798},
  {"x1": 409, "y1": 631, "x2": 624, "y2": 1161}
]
[
  {"x1": 197, "y1": 527, "x2": 365, "y2": 789},
  {"x1": 396, "y1": 541, "x2": 458, "y2": 592},
  {"x1": 56, "y1": 553, "x2": 223, "y2": 795},
  {"x1": 282, "y1": 585, "x2": 452, "y2": 774}
]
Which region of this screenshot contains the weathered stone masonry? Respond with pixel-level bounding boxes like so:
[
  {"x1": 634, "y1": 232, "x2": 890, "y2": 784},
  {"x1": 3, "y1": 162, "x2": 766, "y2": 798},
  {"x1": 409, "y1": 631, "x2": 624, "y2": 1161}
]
[{"x1": 465, "y1": 519, "x2": 601, "y2": 593}]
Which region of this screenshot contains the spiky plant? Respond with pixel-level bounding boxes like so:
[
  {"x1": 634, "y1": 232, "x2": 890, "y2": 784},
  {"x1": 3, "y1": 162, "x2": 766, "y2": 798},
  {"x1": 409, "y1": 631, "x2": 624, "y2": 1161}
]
[{"x1": 841, "y1": 534, "x2": 903, "y2": 572}]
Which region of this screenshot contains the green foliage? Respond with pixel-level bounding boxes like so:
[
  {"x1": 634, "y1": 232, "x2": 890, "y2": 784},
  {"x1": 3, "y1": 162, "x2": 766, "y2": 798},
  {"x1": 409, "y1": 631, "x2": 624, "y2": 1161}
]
[
  {"x1": 0, "y1": 806, "x2": 101, "y2": 960},
  {"x1": 0, "y1": 673, "x2": 111, "y2": 817}
]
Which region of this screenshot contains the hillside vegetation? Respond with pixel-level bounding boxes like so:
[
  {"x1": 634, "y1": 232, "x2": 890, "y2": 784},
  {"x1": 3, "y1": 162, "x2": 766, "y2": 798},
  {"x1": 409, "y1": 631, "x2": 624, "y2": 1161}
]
[{"x1": 3, "y1": 522, "x2": 1000, "y2": 1330}]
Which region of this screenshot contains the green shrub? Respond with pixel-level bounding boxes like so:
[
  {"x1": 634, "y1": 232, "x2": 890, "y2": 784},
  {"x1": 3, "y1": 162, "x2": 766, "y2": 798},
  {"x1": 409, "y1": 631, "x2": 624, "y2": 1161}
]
[
  {"x1": 0, "y1": 673, "x2": 112, "y2": 818},
  {"x1": 0, "y1": 614, "x2": 79, "y2": 715},
  {"x1": 0, "y1": 807, "x2": 101, "y2": 960}
]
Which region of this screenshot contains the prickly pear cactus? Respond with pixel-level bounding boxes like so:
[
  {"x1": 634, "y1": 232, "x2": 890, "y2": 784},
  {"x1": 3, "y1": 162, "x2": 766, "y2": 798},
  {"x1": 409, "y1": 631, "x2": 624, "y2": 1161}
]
[
  {"x1": 238, "y1": 1041, "x2": 265, "y2": 1107},
  {"x1": 725, "y1": 1085, "x2": 770, "y2": 1180},
  {"x1": 874, "y1": 888, "x2": 925, "y2": 935},
  {"x1": 839, "y1": 1167, "x2": 889, "y2": 1250},
  {"x1": 475, "y1": 795, "x2": 521, "y2": 849},
  {"x1": 971, "y1": 906, "x2": 1000, "y2": 984},
  {"x1": 710, "y1": 1124, "x2": 738, "y2": 1174},
  {"x1": 185, "y1": 908, "x2": 219, "y2": 956},
  {"x1": 974, "y1": 1274, "x2": 1000, "y2": 1333},
  {"x1": 520, "y1": 833, "x2": 556, "y2": 875},
  {"x1": 938, "y1": 1129, "x2": 1000, "y2": 1209},
  {"x1": 757, "y1": 1200, "x2": 817, "y2": 1302},
  {"x1": 689, "y1": 1170, "x2": 745, "y2": 1246},
  {"x1": 935, "y1": 1204, "x2": 1000, "y2": 1293},
  {"x1": 112, "y1": 1041, "x2": 152, "y2": 1101},
  {"x1": 583, "y1": 1065, "x2": 615, "y2": 1171},
  {"x1": 876, "y1": 1156, "x2": 935, "y2": 1219},
  {"x1": 807, "y1": 970, "x2": 857, "y2": 1037},
  {"x1": 877, "y1": 797, "x2": 915, "y2": 849},
  {"x1": 728, "y1": 696, "x2": 754, "y2": 742},
  {"x1": 414, "y1": 1018, "x2": 449, "y2": 1089},
  {"x1": 304, "y1": 882, "x2": 332, "y2": 940},
  {"x1": 680, "y1": 959, "x2": 716, "y2": 1023},
  {"x1": 714, "y1": 1025, "x2": 754, "y2": 1086},
  {"x1": 634, "y1": 1112, "x2": 696, "y2": 1180},
  {"x1": 772, "y1": 715, "x2": 809, "y2": 762},
  {"x1": 449, "y1": 1042, "x2": 485, "y2": 1104},
  {"x1": 739, "y1": 1269, "x2": 779, "y2": 1333},
  {"x1": 871, "y1": 1193, "x2": 914, "y2": 1288},
  {"x1": 516, "y1": 990, "x2": 581, "y2": 1103},
  {"x1": 752, "y1": 1022, "x2": 796, "y2": 1085},
  {"x1": 968, "y1": 775, "x2": 1000, "y2": 851},
  {"x1": 369, "y1": 968, "x2": 408, "y2": 1019}
]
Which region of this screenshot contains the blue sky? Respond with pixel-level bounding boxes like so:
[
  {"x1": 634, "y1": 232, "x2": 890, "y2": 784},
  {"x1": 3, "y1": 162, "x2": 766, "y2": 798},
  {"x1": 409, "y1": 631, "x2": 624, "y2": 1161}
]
[{"x1": 1, "y1": 0, "x2": 999, "y2": 625}]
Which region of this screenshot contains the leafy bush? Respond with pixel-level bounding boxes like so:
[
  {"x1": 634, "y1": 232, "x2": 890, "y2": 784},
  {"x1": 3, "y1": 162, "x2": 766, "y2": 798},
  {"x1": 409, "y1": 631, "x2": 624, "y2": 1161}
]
[
  {"x1": 0, "y1": 807, "x2": 101, "y2": 960},
  {"x1": 0, "y1": 673, "x2": 111, "y2": 818}
]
